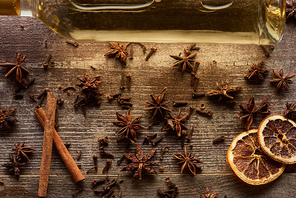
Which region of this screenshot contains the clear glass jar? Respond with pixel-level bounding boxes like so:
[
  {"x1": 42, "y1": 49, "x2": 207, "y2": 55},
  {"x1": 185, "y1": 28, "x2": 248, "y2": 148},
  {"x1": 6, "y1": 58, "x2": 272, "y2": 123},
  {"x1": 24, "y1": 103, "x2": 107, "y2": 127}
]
[{"x1": 0, "y1": 0, "x2": 286, "y2": 44}]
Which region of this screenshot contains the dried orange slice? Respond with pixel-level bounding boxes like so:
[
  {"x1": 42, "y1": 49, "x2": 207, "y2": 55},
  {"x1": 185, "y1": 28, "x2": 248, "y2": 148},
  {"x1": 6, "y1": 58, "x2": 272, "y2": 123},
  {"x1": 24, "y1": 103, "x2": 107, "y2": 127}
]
[
  {"x1": 227, "y1": 129, "x2": 285, "y2": 185},
  {"x1": 258, "y1": 114, "x2": 296, "y2": 164}
]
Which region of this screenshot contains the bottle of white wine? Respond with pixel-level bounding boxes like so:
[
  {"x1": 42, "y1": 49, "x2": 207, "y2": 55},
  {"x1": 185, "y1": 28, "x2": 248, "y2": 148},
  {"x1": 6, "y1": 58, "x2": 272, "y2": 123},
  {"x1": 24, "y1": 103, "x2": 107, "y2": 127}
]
[{"x1": 0, "y1": 0, "x2": 286, "y2": 44}]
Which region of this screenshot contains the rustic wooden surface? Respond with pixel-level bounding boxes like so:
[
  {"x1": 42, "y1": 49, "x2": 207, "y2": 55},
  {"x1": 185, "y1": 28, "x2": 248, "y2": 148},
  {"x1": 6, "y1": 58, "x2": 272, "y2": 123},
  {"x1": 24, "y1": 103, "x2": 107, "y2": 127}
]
[{"x1": 0, "y1": 16, "x2": 296, "y2": 198}]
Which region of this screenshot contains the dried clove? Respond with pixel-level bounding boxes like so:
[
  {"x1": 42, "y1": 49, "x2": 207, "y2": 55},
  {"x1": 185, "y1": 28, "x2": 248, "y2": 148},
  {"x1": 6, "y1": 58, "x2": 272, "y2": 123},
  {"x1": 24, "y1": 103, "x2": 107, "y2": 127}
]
[
  {"x1": 160, "y1": 146, "x2": 169, "y2": 160},
  {"x1": 145, "y1": 46, "x2": 157, "y2": 61},
  {"x1": 76, "y1": 151, "x2": 82, "y2": 161},
  {"x1": 91, "y1": 178, "x2": 106, "y2": 189},
  {"x1": 196, "y1": 109, "x2": 213, "y2": 117},
  {"x1": 66, "y1": 40, "x2": 79, "y2": 47},
  {"x1": 102, "y1": 159, "x2": 112, "y2": 174},
  {"x1": 71, "y1": 188, "x2": 84, "y2": 197},
  {"x1": 213, "y1": 135, "x2": 225, "y2": 144},
  {"x1": 187, "y1": 126, "x2": 194, "y2": 142},
  {"x1": 192, "y1": 92, "x2": 205, "y2": 98},
  {"x1": 172, "y1": 101, "x2": 188, "y2": 107}
]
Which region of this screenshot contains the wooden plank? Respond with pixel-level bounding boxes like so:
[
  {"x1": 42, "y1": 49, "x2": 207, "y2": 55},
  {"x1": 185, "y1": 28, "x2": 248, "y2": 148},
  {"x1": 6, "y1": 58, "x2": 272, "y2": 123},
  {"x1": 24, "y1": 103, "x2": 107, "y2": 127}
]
[
  {"x1": 0, "y1": 16, "x2": 296, "y2": 197},
  {"x1": 0, "y1": 173, "x2": 295, "y2": 197}
]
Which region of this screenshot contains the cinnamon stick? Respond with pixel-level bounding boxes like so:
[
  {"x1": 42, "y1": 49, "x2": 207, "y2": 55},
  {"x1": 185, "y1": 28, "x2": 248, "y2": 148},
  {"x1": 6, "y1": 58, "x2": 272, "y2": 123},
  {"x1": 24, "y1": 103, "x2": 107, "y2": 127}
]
[
  {"x1": 35, "y1": 108, "x2": 85, "y2": 184},
  {"x1": 38, "y1": 92, "x2": 56, "y2": 197}
]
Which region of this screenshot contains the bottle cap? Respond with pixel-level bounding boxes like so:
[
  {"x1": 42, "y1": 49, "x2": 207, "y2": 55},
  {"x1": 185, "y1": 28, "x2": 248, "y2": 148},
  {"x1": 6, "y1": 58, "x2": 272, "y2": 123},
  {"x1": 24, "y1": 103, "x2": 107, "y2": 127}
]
[{"x1": 0, "y1": 0, "x2": 20, "y2": 15}]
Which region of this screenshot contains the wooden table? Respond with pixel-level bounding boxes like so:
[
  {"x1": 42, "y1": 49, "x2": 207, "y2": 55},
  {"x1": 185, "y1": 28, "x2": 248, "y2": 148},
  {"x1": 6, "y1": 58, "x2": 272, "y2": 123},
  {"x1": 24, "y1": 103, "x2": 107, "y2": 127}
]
[{"x1": 0, "y1": 16, "x2": 295, "y2": 198}]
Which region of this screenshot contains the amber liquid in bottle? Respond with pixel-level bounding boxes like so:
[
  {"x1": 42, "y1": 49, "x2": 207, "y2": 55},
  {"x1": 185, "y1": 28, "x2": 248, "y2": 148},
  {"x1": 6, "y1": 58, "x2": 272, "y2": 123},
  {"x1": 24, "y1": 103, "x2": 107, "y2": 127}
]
[{"x1": 27, "y1": 0, "x2": 286, "y2": 44}]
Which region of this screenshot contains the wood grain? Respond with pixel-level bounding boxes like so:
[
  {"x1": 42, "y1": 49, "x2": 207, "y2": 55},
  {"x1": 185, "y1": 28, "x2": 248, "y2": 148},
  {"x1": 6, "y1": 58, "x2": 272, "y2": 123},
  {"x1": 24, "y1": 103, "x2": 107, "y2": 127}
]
[{"x1": 0, "y1": 16, "x2": 296, "y2": 197}]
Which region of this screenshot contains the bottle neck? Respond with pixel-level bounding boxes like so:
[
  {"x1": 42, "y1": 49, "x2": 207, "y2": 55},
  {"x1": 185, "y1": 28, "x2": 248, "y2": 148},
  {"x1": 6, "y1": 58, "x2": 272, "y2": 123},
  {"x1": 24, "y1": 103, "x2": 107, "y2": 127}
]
[{"x1": 0, "y1": 0, "x2": 20, "y2": 15}]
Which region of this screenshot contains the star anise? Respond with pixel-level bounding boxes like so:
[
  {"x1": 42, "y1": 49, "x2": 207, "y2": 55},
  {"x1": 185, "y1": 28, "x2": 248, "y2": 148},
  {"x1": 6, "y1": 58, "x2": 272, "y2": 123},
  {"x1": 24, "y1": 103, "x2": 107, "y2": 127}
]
[
  {"x1": 245, "y1": 60, "x2": 268, "y2": 80},
  {"x1": 170, "y1": 50, "x2": 197, "y2": 75},
  {"x1": 205, "y1": 81, "x2": 241, "y2": 102},
  {"x1": 0, "y1": 105, "x2": 16, "y2": 131},
  {"x1": 270, "y1": 68, "x2": 296, "y2": 93},
  {"x1": 74, "y1": 73, "x2": 103, "y2": 108},
  {"x1": 162, "y1": 109, "x2": 189, "y2": 137},
  {"x1": 2, "y1": 154, "x2": 26, "y2": 179},
  {"x1": 259, "y1": 96, "x2": 270, "y2": 114},
  {"x1": 121, "y1": 144, "x2": 158, "y2": 182},
  {"x1": 283, "y1": 102, "x2": 296, "y2": 119},
  {"x1": 174, "y1": 146, "x2": 202, "y2": 175},
  {"x1": 104, "y1": 42, "x2": 130, "y2": 65},
  {"x1": 0, "y1": 53, "x2": 30, "y2": 83},
  {"x1": 144, "y1": 87, "x2": 172, "y2": 119},
  {"x1": 238, "y1": 96, "x2": 259, "y2": 130},
  {"x1": 12, "y1": 142, "x2": 35, "y2": 161},
  {"x1": 287, "y1": 0, "x2": 296, "y2": 22},
  {"x1": 200, "y1": 187, "x2": 219, "y2": 198},
  {"x1": 113, "y1": 109, "x2": 144, "y2": 143}
]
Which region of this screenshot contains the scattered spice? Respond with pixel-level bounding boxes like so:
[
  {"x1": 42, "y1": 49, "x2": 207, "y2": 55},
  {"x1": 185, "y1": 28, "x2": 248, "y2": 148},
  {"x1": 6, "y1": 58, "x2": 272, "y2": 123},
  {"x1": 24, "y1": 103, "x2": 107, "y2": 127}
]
[
  {"x1": 160, "y1": 146, "x2": 169, "y2": 160},
  {"x1": 71, "y1": 188, "x2": 84, "y2": 197},
  {"x1": 91, "y1": 178, "x2": 106, "y2": 189},
  {"x1": 66, "y1": 40, "x2": 79, "y2": 47},
  {"x1": 259, "y1": 96, "x2": 270, "y2": 114},
  {"x1": 158, "y1": 177, "x2": 179, "y2": 198},
  {"x1": 113, "y1": 109, "x2": 144, "y2": 143},
  {"x1": 0, "y1": 53, "x2": 29, "y2": 83},
  {"x1": 237, "y1": 96, "x2": 258, "y2": 130},
  {"x1": 0, "y1": 105, "x2": 16, "y2": 131},
  {"x1": 200, "y1": 103, "x2": 205, "y2": 110},
  {"x1": 192, "y1": 92, "x2": 205, "y2": 98},
  {"x1": 201, "y1": 187, "x2": 219, "y2": 198},
  {"x1": 170, "y1": 50, "x2": 197, "y2": 75},
  {"x1": 270, "y1": 68, "x2": 296, "y2": 93},
  {"x1": 145, "y1": 46, "x2": 157, "y2": 61},
  {"x1": 104, "y1": 42, "x2": 129, "y2": 65},
  {"x1": 245, "y1": 60, "x2": 268, "y2": 80},
  {"x1": 144, "y1": 87, "x2": 171, "y2": 119},
  {"x1": 12, "y1": 142, "x2": 35, "y2": 161},
  {"x1": 2, "y1": 154, "x2": 25, "y2": 179},
  {"x1": 121, "y1": 144, "x2": 158, "y2": 182},
  {"x1": 43, "y1": 54, "x2": 54, "y2": 69},
  {"x1": 93, "y1": 154, "x2": 98, "y2": 173},
  {"x1": 187, "y1": 126, "x2": 194, "y2": 142},
  {"x1": 159, "y1": 167, "x2": 164, "y2": 172},
  {"x1": 283, "y1": 102, "x2": 296, "y2": 119},
  {"x1": 286, "y1": 0, "x2": 296, "y2": 22},
  {"x1": 64, "y1": 142, "x2": 71, "y2": 149},
  {"x1": 174, "y1": 146, "x2": 202, "y2": 175},
  {"x1": 98, "y1": 136, "x2": 109, "y2": 147},
  {"x1": 150, "y1": 135, "x2": 164, "y2": 146},
  {"x1": 76, "y1": 151, "x2": 82, "y2": 161},
  {"x1": 74, "y1": 73, "x2": 103, "y2": 108},
  {"x1": 57, "y1": 99, "x2": 64, "y2": 106},
  {"x1": 259, "y1": 45, "x2": 270, "y2": 58},
  {"x1": 196, "y1": 109, "x2": 213, "y2": 118},
  {"x1": 213, "y1": 135, "x2": 225, "y2": 144},
  {"x1": 189, "y1": 144, "x2": 193, "y2": 149},
  {"x1": 188, "y1": 106, "x2": 195, "y2": 117},
  {"x1": 172, "y1": 101, "x2": 187, "y2": 107},
  {"x1": 162, "y1": 109, "x2": 189, "y2": 137},
  {"x1": 206, "y1": 81, "x2": 241, "y2": 102},
  {"x1": 117, "y1": 154, "x2": 126, "y2": 166},
  {"x1": 102, "y1": 159, "x2": 112, "y2": 174}
]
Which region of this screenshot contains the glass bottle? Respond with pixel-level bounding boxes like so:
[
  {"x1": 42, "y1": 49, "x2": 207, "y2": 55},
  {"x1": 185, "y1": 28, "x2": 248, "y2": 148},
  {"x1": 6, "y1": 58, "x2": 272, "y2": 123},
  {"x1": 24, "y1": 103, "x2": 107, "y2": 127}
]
[{"x1": 0, "y1": 0, "x2": 286, "y2": 44}]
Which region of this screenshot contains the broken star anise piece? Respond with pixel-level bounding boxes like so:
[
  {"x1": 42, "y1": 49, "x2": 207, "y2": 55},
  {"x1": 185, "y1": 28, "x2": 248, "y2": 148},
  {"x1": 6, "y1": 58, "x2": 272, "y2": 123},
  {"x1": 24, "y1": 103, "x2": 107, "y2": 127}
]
[
  {"x1": 74, "y1": 73, "x2": 103, "y2": 108},
  {"x1": 200, "y1": 187, "x2": 219, "y2": 198},
  {"x1": 121, "y1": 144, "x2": 158, "y2": 182},
  {"x1": 283, "y1": 102, "x2": 296, "y2": 119},
  {"x1": 0, "y1": 105, "x2": 17, "y2": 131},
  {"x1": 245, "y1": 60, "x2": 268, "y2": 80},
  {"x1": 170, "y1": 51, "x2": 197, "y2": 75},
  {"x1": 174, "y1": 146, "x2": 202, "y2": 175},
  {"x1": 12, "y1": 142, "x2": 35, "y2": 161},
  {"x1": 286, "y1": 0, "x2": 296, "y2": 22},
  {"x1": 206, "y1": 81, "x2": 241, "y2": 102},
  {"x1": 270, "y1": 68, "x2": 296, "y2": 93},
  {"x1": 104, "y1": 42, "x2": 129, "y2": 65},
  {"x1": 237, "y1": 96, "x2": 259, "y2": 130},
  {"x1": 259, "y1": 96, "x2": 270, "y2": 115},
  {"x1": 0, "y1": 53, "x2": 30, "y2": 83},
  {"x1": 2, "y1": 154, "x2": 26, "y2": 179},
  {"x1": 162, "y1": 109, "x2": 189, "y2": 137},
  {"x1": 144, "y1": 87, "x2": 172, "y2": 119},
  {"x1": 113, "y1": 109, "x2": 144, "y2": 143}
]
